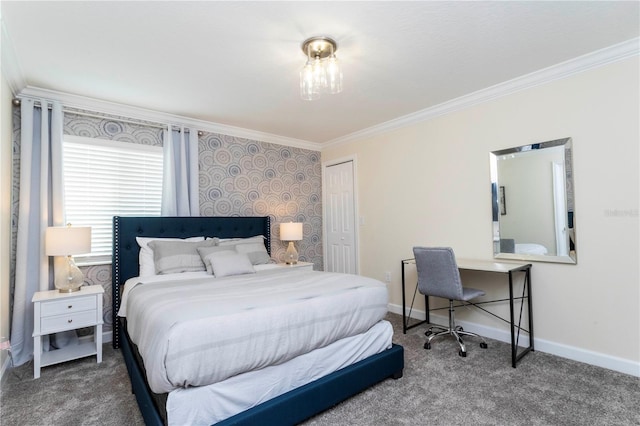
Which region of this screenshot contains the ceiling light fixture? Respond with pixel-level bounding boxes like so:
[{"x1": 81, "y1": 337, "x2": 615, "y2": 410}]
[{"x1": 300, "y1": 36, "x2": 343, "y2": 101}]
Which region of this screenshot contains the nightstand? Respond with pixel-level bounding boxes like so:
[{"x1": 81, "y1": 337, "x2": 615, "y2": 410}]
[
  {"x1": 32, "y1": 285, "x2": 104, "y2": 378},
  {"x1": 276, "y1": 261, "x2": 314, "y2": 271}
]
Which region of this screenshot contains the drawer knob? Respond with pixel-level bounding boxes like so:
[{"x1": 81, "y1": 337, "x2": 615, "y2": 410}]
[
  {"x1": 68, "y1": 305, "x2": 73, "y2": 309},
  {"x1": 67, "y1": 319, "x2": 73, "y2": 323}
]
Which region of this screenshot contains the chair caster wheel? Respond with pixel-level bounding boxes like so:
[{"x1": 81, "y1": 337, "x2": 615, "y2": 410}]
[
  {"x1": 480, "y1": 342, "x2": 488, "y2": 349},
  {"x1": 425, "y1": 330, "x2": 432, "y2": 336},
  {"x1": 458, "y1": 350, "x2": 467, "y2": 357},
  {"x1": 455, "y1": 326, "x2": 464, "y2": 332},
  {"x1": 424, "y1": 342, "x2": 431, "y2": 350}
]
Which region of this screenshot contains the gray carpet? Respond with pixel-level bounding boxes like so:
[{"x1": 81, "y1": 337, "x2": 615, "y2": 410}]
[{"x1": 1, "y1": 313, "x2": 638, "y2": 425}]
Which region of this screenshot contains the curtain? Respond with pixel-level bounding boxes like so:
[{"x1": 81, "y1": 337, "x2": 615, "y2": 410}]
[
  {"x1": 161, "y1": 126, "x2": 200, "y2": 216},
  {"x1": 10, "y1": 99, "x2": 65, "y2": 366}
]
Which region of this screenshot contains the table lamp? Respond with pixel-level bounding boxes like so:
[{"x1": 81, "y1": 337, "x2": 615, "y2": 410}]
[
  {"x1": 280, "y1": 222, "x2": 303, "y2": 265},
  {"x1": 46, "y1": 224, "x2": 91, "y2": 292}
]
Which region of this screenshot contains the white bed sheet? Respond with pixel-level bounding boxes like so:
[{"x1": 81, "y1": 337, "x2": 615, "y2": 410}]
[
  {"x1": 166, "y1": 320, "x2": 393, "y2": 426},
  {"x1": 121, "y1": 269, "x2": 389, "y2": 393}
]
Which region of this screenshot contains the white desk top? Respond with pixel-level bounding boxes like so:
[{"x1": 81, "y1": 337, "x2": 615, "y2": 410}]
[
  {"x1": 403, "y1": 258, "x2": 530, "y2": 273},
  {"x1": 456, "y1": 258, "x2": 531, "y2": 273}
]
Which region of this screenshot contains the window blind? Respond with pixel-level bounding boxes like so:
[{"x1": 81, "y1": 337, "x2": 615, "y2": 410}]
[{"x1": 63, "y1": 136, "x2": 163, "y2": 262}]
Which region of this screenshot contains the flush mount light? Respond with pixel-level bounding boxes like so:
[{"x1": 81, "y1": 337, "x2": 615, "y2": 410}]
[{"x1": 299, "y1": 36, "x2": 343, "y2": 101}]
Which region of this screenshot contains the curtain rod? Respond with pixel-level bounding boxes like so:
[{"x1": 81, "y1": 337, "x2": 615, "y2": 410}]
[{"x1": 12, "y1": 98, "x2": 204, "y2": 136}]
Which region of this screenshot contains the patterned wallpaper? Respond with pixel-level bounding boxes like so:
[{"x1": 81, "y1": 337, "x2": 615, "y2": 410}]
[
  {"x1": 11, "y1": 108, "x2": 323, "y2": 335},
  {"x1": 198, "y1": 132, "x2": 322, "y2": 265}
]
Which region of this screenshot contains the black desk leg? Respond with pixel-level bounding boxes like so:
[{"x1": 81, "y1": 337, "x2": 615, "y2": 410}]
[
  {"x1": 508, "y1": 270, "x2": 516, "y2": 368},
  {"x1": 509, "y1": 266, "x2": 534, "y2": 368},
  {"x1": 526, "y1": 268, "x2": 534, "y2": 352},
  {"x1": 402, "y1": 260, "x2": 407, "y2": 333}
]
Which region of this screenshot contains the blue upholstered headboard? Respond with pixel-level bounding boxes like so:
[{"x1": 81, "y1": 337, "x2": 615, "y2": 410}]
[{"x1": 111, "y1": 215, "x2": 271, "y2": 348}]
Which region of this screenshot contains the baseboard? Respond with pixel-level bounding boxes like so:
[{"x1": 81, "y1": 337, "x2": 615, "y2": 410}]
[{"x1": 388, "y1": 303, "x2": 640, "y2": 377}]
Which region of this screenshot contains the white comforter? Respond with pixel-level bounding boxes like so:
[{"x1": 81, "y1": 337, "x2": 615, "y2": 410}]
[{"x1": 121, "y1": 269, "x2": 389, "y2": 394}]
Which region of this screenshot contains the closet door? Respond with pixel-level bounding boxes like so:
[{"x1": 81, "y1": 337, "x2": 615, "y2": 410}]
[{"x1": 324, "y1": 160, "x2": 357, "y2": 274}]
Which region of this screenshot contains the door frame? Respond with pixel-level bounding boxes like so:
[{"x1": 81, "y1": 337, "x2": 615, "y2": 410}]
[{"x1": 321, "y1": 155, "x2": 360, "y2": 274}]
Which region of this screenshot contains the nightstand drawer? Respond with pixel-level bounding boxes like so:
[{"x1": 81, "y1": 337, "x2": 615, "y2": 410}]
[
  {"x1": 41, "y1": 296, "x2": 96, "y2": 317},
  {"x1": 41, "y1": 310, "x2": 97, "y2": 334}
]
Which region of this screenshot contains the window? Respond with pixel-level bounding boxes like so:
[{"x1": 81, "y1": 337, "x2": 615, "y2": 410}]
[{"x1": 63, "y1": 135, "x2": 163, "y2": 263}]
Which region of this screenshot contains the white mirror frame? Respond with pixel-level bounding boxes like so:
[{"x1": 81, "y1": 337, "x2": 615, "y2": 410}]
[{"x1": 490, "y1": 137, "x2": 576, "y2": 264}]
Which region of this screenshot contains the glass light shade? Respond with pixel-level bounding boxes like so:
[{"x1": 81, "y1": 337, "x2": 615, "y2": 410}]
[
  {"x1": 311, "y1": 56, "x2": 327, "y2": 89},
  {"x1": 325, "y1": 55, "x2": 343, "y2": 94},
  {"x1": 300, "y1": 61, "x2": 320, "y2": 100},
  {"x1": 46, "y1": 226, "x2": 91, "y2": 292}
]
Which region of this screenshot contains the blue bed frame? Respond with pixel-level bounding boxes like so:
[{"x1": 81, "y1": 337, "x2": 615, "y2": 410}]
[{"x1": 112, "y1": 216, "x2": 404, "y2": 425}]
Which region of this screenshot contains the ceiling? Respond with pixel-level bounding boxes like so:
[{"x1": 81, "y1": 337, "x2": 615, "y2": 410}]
[{"x1": 2, "y1": 1, "x2": 639, "y2": 145}]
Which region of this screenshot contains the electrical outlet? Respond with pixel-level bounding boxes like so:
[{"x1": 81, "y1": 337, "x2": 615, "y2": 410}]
[{"x1": 384, "y1": 271, "x2": 391, "y2": 283}]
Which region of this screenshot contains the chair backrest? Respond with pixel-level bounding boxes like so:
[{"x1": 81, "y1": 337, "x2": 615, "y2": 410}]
[{"x1": 413, "y1": 246, "x2": 464, "y2": 300}]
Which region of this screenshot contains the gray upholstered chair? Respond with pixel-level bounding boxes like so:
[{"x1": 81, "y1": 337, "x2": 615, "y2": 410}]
[{"x1": 413, "y1": 246, "x2": 488, "y2": 357}]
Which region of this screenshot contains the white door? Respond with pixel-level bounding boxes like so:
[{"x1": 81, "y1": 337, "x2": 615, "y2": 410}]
[{"x1": 324, "y1": 160, "x2": 357, "y2": 274}]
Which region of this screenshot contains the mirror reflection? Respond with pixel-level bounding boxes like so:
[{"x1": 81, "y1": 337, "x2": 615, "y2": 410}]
[{"x1": 490, "y1": 137, "x2": 576, "y2": 264}]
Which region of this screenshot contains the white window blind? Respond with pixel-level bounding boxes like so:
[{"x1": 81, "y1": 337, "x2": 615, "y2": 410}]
[{"x1": 63, "y1": 135, "x2": 163, "y2": 263}]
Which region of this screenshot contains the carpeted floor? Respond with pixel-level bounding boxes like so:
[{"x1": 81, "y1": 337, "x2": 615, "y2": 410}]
[{"x1": 1, "y1": 313, "x2": 638, "y2": 425}]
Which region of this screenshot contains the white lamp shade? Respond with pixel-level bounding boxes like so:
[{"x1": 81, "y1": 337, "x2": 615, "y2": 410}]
[
  {"x1": 46, "y1": 226, "x2": 92, "y2": 256},
  {"x1": 280, "y1": 222, "x2": 303, "y2": 241}
]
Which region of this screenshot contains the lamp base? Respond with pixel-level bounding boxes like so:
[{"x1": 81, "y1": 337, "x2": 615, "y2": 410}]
[
  {"x1": 284, "y1": 241, "x2": 299, "y2": 265},
  {"x1": 54, "y1": 255, "x2": 84, "y2": 293},
  {"x1": 58, "y1": 287, "x2": 81, "y2": 293}
]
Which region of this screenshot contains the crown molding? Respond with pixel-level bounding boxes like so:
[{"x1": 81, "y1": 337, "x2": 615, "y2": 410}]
[
  {"x1": 1, "y1": 18, "x2": 26, "y2": 94},
  {"x1": 323, "y1": 37, "x2": 640, "y2": 149},
  {"x1": 16, "y1": 86, "x2": 322, "y2": 151}
]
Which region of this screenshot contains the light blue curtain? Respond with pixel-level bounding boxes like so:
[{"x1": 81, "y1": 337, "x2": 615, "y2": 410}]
[
  {"x1": 161, "y1": 126, "x2": 200, "y2": 216},
  {"x1": 10, "y1": 98, "x2": 65, "y2": 366}
]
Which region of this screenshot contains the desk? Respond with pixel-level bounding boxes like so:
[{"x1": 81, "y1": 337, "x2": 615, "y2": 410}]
[{"x1": 401, "y1": 258, "x2": 533, "y2": 367}]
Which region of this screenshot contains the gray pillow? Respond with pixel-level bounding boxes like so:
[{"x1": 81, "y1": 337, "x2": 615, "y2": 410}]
[
  {"x1": 206, "y1": 251, "x2": 256, "y2": 278},
  {"x1": 218, "y1": 236, "x2": 271, "y2": 265},
  {"x1": 148, "y1": 239, "x2": 216, "y2": 275},
  {"x1": 197, "y1": 245, "x2": 239, "y2": 275}
]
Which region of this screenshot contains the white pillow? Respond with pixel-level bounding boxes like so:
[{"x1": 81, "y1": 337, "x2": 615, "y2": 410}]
[
  {"x1": 206, "y1": 251, "x2": 256, "y2": 278},
  {"x1": 136, "y1": 236, "x2": 205, "y2": 277},
  {"x1": 218, "y1": 236, "x2": 271, "y2": 265},
  {"x1": 197, "y1": 245, "x2": 239, "y2": 275},
  {"x1": 149, "y1": 239, "x2": 215, "y2": 275}
]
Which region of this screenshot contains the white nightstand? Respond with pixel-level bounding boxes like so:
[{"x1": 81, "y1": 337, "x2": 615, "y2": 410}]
[
  {"x1": 32, "y1": 285, "x2": 104, "y2": 378},
  {"x1": 276, "y1": 261, "x2": 314, "y2": 271}
]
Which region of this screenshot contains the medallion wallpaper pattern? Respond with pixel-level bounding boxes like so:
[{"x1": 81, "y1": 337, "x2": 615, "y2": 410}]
[{"x1": 11, "y1": 108, "x2": 323, "y2": 335}]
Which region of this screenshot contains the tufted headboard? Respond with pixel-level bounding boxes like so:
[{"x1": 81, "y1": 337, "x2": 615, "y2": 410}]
[{"x1": 111, "y1": 215, "x2": 271, "y2": 348}]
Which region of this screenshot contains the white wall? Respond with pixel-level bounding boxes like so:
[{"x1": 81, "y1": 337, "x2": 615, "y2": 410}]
[{"x1": 322, "y1": 57, "x2": 639, "y2": 375}]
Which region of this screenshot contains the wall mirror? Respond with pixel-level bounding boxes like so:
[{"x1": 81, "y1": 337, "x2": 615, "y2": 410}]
[{"x1": 490, "y1": 137, "x2": 576, "y2": 264}]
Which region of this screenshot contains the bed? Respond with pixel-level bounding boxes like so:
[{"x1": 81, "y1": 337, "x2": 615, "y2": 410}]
[{"x1": 112, "y1": 216, "x2": 404, "y2": 425}]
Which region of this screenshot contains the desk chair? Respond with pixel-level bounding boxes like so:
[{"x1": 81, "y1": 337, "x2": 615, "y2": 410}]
[{"x1": 413, "y1": 246, "x2": 488, "y2": 357}]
